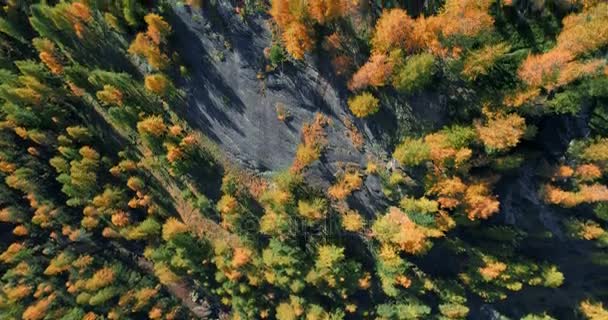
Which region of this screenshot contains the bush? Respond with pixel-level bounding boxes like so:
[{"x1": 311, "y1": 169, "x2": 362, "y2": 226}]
[
  {"x1": 392, "y1": 53, "x2": 435, "y2": 93},
  {"x1": 393, "y1": 138, "x2": 430, "y2": 166},
  {"x1": 348, "y1": 92, "x2": 380, "y2": 118}
]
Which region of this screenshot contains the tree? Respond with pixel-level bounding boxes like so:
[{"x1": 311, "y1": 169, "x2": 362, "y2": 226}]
[
  {"x1": 462, "y1": 43, "x2": 510, "y2": 81},
  {"x1": 347, "y1": 92, "x2": 379, "y2": 118},
  {"x1": 349, "y1": 53, "x2": 395, "y2": 91},
  {"x1": 392, "y1": 53, "x2": 436, "y2": 93},
  {"x1": 476, "y1": 114, "x2": 526, "y2": 152},
  {"x1": 282, "y1": 22, "x2": 313, "y2": 60},
  {"x1": 393, "y1": 137, "x2": 430, "y2": 166},
  {"x1": 464, "y1": 183, "x2": 500, "y2": 220},
  {"x1": 328, "y1": 171, "x2": 363, "y2": 200},
  {"x1": 580, "y1": 300, "x2": 608, "y2": 320},
  {"x1": 371, "y1": 9, "x2": 415, "y2": 54},
  {"x1": 308, "y1": 0, "x2": 345, "y2": 24},
  {"x1": 33, "y1": 38, "x2": 63, "y2": 74},
  {"x1": 144, "y1": 14, "x2": 171, "y2": 45},
  {"x1": 137, "y1": 115, "x2": 166, "y2": 137},
  {"x1": 144, "y1": 74, "x2": 169, "y2": 96}
]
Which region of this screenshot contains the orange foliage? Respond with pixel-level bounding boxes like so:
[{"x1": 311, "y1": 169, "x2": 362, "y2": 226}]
[
  {"x1": 580, "y1": 300, "x2": 608, "y2": 320},
  {"x1": 371, "y1": 9, "x2": 414, "y2": 54},
  {"x1": 476, "y1": 113, "x2": 526, "y2": 151},
  {"x1": 67, "y1": 2, "x2": 92, "y2": 23},
  {"x1": 145, "y1": 74, "x2": 169, "y2": 95},
  {"x1": 39, "y1": 51, "x2": 63, "y2": 75},
  {"x1": 308, "y1": 0, "x2": 346, "y2": 24},
  {"x1": 518, "y1": 50, "x2": 572, "y2": 87},
  {"x1": 22, "y1": 294, "x2": 55, "y2": 320},
  {"x1": 166, "y1": 144, "x2": 184, "y2": 163},
  {"x1": 430, "y1": 177, "x2": 467, "y2": 209},
  {"x1": 555, "y1": 165, "x2": 574, "y2": 179},
  {"x1": 438, "y1": 0, "x2": 494, "y2": 38},
  {"x1": 578, "y1": 221, "x2": 605, "y2": 240},
  {"x1": 282, "y1": 22, "x2": 313, "y2": 60},
  {"x1": 575, "y1": 164, "x2": 602, "y2": 181},
  {"x1": 478, "y1": 260, "x2": 507, "y2": 281},
  {"x1": 328, "y1": 171, "x2": 363, "y2": 200},
  {"x1": 0, "y1": 242, "x2": 23, "y2": 263},
  {"x1": 137, "y1": 116, "x2": 167, "y2": 137},
  {"x1": 149, "y1": 307, "x2": 163, "y2": 320},
  {"x1": 519, "y1": 3, "x2": 608, "y2": 88},
  {"x1": 4, "y1": 284, "x2": 31, "y2": 302},
  {"x1": 558, "y1": 3, "x2": 608, "y2": 58},
  {"x1": 348, "y1": 53, "x2": 395, "y2": 91},
  {"x1": 395, "y1": 275, "x2": 412, "y2": 288},
  {"x1": 343, "y1": 117, "x2": 364, "y2": 150},
  {"x1": 128, "y1": 33, "x2": 169, "y2": 70},
  {"x1": 552, "y1": 59, "x2": 604, "y2": 89},
  {"x1": 85, "y1": 267, "x2": 115, "y2": 290},
  {"x1": 373, "y1": 207, "x2": 438, "y2": 254},
  {"x1": 544, "y1": 183, "x2": 608, "y2": 207},
  {"x1": 232, "y1": 247, "x2": 252, "y2": 268},
  {"x1": 464, "y1": 183, "x2": 500, "y2": 220},
  {"x1": 12, "y1": 225, "x2": 28, "y2": 236},
  {"x1": 292, "y1": 114, "x2": 330, "y2": 173},
  {"x1": 111, "y1": 211, "x2": 130, "y2": 227},
  {"x1": 144, "y1": 14, "x2": 171, "y2": 45},
  {"x1": 503, "y1": 88, "x2": 540, "y2": 108},
  {"x1": 269, "y1": 0, "x2": 294, "y2": 29},
  {"x1": 73, "y1": 255, "x2": 94, "y2": 269}
]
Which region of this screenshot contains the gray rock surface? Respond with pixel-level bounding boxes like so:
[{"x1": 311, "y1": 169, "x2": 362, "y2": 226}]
[{"x1": 168, "y1": 2, "x2": 389, "y2": 214}]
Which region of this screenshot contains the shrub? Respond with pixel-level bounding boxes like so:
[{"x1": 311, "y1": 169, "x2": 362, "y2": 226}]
[
  {"x1": 392, "y1": 53, "x2": 435, "y2": 93},
  {"x1": 347, "y1": 92, "x2": 380, "y2": 118},
  {"x1": 393, "y1": 138, "x2": 430, "y2": 166}
]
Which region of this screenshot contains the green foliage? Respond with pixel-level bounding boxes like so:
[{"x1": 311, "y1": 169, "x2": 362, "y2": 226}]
[
  {"x1": 269, "y1": 44, "x2": 286, "y2": 66},
  {"x1": 393, "y1": 137, "x2": 430, "y2": 166},
  {"x1": 392, "y1": 53, "x2": 436, "y2": 93},
  {"x1": 376, "y1": 301, "x2": 431, "y2": 320}
]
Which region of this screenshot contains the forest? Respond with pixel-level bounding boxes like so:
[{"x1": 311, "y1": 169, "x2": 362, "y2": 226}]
[{"x1": 0, "y1": 0, "x2": 607, "y2": 319}]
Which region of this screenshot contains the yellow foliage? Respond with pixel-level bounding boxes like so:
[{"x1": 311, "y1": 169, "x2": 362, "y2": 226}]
[
  {"x1": 96, "y1": 85, "x2": 123, "y2": 106},
  {"x1": 85, "y1": 267, "x2": 115, "y2": 291},
  {"x1": 328, "y1": 171, "x2": 362, "y2": 200},
  {"x1": 342, "y1": 210, "x2": 364, "y2": 232},
  {"x1": 308, "y1": 0, "x2": 346, "y2": 24},
  {"x1": 282, "y1": 22, "x2": 313, "y2": 60},
  {"x1": 162, "y1": 217, "x2": 189, "y2": 241},
  {"x1": 154, "y1": 263, "x2": 180, "y2": 284},
  {"x1": 580, "y1": 300, "x2": 608, "y2": 320}
]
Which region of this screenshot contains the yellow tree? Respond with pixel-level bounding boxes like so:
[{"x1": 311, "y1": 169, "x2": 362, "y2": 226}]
[{"x1": 282, "y1": 22, "x2": 313, "y2": 60}]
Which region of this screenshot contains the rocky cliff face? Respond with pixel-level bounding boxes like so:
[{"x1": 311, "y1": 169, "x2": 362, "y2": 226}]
[
  {"x1": 167, "y1": 1, "x2": 453, "y2": 216},
  {"x1": 167, "y1": 2, "x2": 392, "y2": 214}
]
